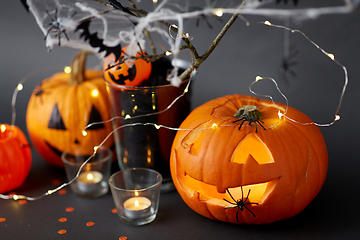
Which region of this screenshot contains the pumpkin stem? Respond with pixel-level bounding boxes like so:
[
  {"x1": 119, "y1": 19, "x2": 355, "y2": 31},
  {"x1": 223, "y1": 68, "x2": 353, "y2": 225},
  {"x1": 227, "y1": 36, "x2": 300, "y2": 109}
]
[{"x1": 68, "y1": 50, "x2": 92, "y2": 85}]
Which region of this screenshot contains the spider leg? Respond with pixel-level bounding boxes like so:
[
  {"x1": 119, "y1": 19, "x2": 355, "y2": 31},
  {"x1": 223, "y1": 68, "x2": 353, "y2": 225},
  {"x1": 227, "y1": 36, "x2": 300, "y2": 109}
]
[
  {"x1": 44, "y1": 25, "x2": 55, "y2": 40},
  {"x1": 238, "y1": 119, "x2": 246, "y2": 130},
  {"x1": 232, "y1": 118, "x2": 242, "y2": 123},
  {"x1": 223, "y1": 198, "x2": 237, "y2": 206},
  {"x1": 244, "y1": 205, "x2": 257, "y2": 217},
  {"x1": 236, "y1": 205, "x2": 239, "y2": 222},
  {"x1": 257, "y1": 120, "x2": 266, "y2": 131},
  {"x1": 226, "y1": 189, "x2": 237, "y2": 203},
  {"x1": 244, "y1": 189, "x2": 251, "y2": 203}
]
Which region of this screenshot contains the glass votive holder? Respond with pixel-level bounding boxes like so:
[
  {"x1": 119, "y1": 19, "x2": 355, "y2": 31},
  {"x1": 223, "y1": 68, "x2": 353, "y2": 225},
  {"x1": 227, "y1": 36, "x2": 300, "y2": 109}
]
[
  {"x1": 61, "y1": 146, "x2": 112, "y2": 198},
  {"x1": 109, "y1": 168, "x2": 162, "y2": 225}
]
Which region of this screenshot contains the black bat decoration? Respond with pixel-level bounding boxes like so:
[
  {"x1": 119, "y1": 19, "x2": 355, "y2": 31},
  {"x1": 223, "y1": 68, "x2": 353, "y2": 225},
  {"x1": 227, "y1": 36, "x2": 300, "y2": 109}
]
[
  {"x1": 76, "y1": 20, "x2": 122, "y2": 61},
  {"x1": 20, "y1": 0, "x2": 29, "y2": 12},
  {"x1": 259, "y1": 0, "x2": 299, "y2": 5}
]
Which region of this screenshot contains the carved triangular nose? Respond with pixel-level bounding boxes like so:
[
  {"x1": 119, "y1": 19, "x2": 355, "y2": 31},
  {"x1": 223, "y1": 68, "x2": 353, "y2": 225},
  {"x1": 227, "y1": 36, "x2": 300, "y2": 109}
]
[{"x1": 230, "y1": 133, "x2": 274, "y2": 165}]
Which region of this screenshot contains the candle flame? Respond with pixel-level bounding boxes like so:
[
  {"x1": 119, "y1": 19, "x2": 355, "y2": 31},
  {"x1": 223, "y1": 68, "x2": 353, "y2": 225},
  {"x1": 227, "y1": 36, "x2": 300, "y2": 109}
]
[
  {"x1": 135, "y1": 200, "x2": 139, "y2": 207},
  {"x1": 87, "y1": 173, "x2": 94, "y2": 180}
]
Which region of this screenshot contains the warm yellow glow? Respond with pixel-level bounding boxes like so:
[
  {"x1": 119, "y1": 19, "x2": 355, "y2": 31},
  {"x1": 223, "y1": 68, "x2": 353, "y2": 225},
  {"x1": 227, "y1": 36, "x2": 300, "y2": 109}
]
[
  {"x1": 153, "y1": 0, "x2": 158, "y2": 3},
  {"x1": 64, "y1": 66, "x2": 71, "y2": 74},
  {"x1": 13, "y1": 195, "x2": 19, "y2": 200},
  {"x1": 0, "y1": 124, "x2": 6, "y2": 133},
  {"x1": 327, "y1": 53, "x2": 335, "y2": 60},
  {"x1": 91, "y1": 89, "x2": 99, "y2": 97},
  {"x1": 125, "y1": 114, "x2": 131, "y2": 119},
  {"x1": 212, "y1": 9, "x2": 224, "y2": 17},
  {"x1": 166, "y1": 51, "x2": 172, "y2": 56},
  {"x1": 93, "y1": 146, "x2": 99, "y2": 152},
  {"x1": 255, "y1": 76, "x2": 263, "y2": 82},
  {"x1": 230, "y1": 133, "x2": 274, "y2": 164},
  {"x1": 134, "y1": 191, "x2": 139, "y2": 197},
  {"x1": 135, "y1": 200, "x2": 139, "y2": 207},
  {"x1": 17, "y1": 84, "x2": 24, "y2": 91},
  {"x1": 335, "y1": 115, "x2": 341, "y2": 121},
  {"x1": 264, "y1": 20, "x2": 272, "y2": 26},
  {"x1": 154, "y1": 124, "x2": 161, "y2": 129},
  {"x1": 228, "y1": 183, "x2": 268, "y2": 203},
  {"x1": 82, "y1": 130, "x2": 88, "y2": 136},
  {"x1": 87, "y1": 173, "x2": 94, "y2": 181},
  {"x1": 211, "y1": 123, "x2": 218, "y2": 129},
  {"x1": 147, "y1": 157, "x2": 152, "y2": 164}
]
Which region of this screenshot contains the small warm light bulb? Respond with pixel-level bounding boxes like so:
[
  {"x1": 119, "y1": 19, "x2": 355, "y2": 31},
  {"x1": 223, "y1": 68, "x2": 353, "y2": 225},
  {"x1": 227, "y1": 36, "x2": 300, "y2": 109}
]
[
  {"x1": 335, "y1": 115, "x2": 341, "y2": 121},
  {"x1": 166, "y1": 51, "x2": 172, "y2": 56},
  {"x1": 91, "y1": 89, "x2": 99, "y2": 97},
  {"x1": 212, "y1": 9, "x2": 224, "y2": 17},
  {"x1": 327, "y1": 53, "x2": 335, "y2": 60},
  {"x1": 47, "y1": 190, "x2": 54, "y2": 195},
  {"x1": 264, "y1": 20, "x2": 272, "y2": 26},
  {"x1": 211, "y1": 123, "x2": 218, "y2": 129},
  {"x1": 64, "y1": 66, "x2": 71, "y2": 74},
  {"x1": 82, "y1": 130, "x2": 88, "y2": 136},
  {"x1": 17, "y1": 84, "x2": 24, "y2": 91},
  {"x1": 154, "y1": 124, "x2": 161, "y2": 129},
  {"x1": 94, "y1": 146, "x2": 99, "y2": 152},
  {"x1": 125, "y1": 114, "x2": 131, "y2": 119},
  {"x1": 0, "y1": 124, "x2": 6, "y2": 133},
  {"x1": 152, "y1": 0, "x2": 158, "y2": 3},
  {"x1": 255, "y1": 76, "x2": 263, "y2": 82}
]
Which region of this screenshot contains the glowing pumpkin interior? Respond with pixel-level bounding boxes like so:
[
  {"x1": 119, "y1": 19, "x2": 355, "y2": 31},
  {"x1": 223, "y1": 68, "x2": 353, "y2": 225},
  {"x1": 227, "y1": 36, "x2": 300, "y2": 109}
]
[{"x1": 176, "y1": 123, "x2": 279, "y2": 207}]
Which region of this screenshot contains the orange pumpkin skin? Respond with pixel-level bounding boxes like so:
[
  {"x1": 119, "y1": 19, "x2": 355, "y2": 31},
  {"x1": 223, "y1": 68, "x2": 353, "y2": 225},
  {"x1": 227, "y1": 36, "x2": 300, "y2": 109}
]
[
  {"x1": 0, "y1": 124, "x2": 32, "y2": 193},
  {"x1": 170, "y1": 94, "x2": 328, "y2": 224},
  {"x1": 103, "y1": 47, "x2": 152, "y2": 87},
  {"x1": 26, "y1": 51, "x2": 114, "y2": 167}
]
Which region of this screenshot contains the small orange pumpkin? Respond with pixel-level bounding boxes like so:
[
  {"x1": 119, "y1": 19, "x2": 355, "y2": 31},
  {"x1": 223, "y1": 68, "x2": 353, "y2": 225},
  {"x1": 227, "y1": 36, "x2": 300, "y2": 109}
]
[
  {"x1": 170, "y1": 94, "x2": 328, "y2": 224},
  {"x1": 26, "y1": 50, "x2": 114, "y2": 167},
  {"x1": 0, "y1": 124, "x2": 32, "y2": 193},
  {"x1": 103, "y1": 47, "x2": 152, "y2": 87}
]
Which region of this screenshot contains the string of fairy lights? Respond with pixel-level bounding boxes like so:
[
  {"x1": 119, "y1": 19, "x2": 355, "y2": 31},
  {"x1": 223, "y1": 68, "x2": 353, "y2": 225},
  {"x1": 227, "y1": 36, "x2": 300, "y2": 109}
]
[{"x1": 0, "y1": 13, "x2": 349, "y2": 201}]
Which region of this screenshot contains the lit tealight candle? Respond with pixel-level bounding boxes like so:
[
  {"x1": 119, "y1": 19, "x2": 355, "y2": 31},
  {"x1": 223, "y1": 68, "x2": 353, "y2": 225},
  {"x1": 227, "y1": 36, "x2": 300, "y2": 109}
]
[
  {"x1": 123, "y1": 197, "x2": 151, "y2": 219},
  {"x1": 76, "y1": 171, "x2": 104, "y2": 195}
]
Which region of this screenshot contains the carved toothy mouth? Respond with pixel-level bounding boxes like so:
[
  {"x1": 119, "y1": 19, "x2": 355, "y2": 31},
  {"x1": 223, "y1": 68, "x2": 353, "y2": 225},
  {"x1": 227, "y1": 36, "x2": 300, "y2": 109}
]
[{"x1": 174, "y1": 158, "x2": 279, "y2": 207}]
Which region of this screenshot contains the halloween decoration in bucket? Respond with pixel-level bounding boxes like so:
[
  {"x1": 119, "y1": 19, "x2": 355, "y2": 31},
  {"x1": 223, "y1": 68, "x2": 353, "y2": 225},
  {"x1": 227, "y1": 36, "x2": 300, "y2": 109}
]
[{"x1": 170, "y1": 94, "x2": 328, "y2": 224}]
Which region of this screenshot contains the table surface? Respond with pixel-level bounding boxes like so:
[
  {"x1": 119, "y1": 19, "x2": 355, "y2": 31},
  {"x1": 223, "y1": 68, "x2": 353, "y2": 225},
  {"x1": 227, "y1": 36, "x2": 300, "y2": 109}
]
[{"x1": 1, "y1": 151, "x2": 360, "y2": 240}]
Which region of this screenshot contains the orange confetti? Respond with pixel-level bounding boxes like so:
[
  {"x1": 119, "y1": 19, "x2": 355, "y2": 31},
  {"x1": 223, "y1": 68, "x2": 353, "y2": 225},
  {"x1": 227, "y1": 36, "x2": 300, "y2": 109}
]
[
  {"x1": 86, "y1": 222, "x2": 95, "y2": 227},
  {"x1": 58, "y1": 218, "x2": 67, "y2": 223},
  {"x1": 111, "y1": 208, "x2": 118, "y2": 214},
  {"x1": 65, "y1": 207, "x2": 74, "y2": 212},
  {"x1": 18, "y1": 200, "x2": 27, "y2": 205},
  {"x1": 58, "y1": 189, "x2": 67, "y2": 195},
  {"x1": 119, "y1": 237, "x2": 128, "y2": 240},
  {"x1": 51, "y1": 179, "x2": 61, "y2": 185},
  {"x1": 58, "y1": 229, "x2": 67, "y2": 234},
  {"x1": 0, "y1": 218, "x2": 6, "y2": 222}
]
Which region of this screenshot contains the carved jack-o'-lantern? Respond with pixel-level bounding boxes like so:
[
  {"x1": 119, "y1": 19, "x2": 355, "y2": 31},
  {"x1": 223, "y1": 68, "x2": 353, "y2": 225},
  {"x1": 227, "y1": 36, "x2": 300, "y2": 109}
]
[
  {"x1": 170, "y1": 95, "x2": 328, "y2": 224},
  {"x1": 26, "y1": 50, "x2": 114, "y2": 167},
  {"x1": 103, "y1": 47, "x2": 152, "y2": 87}
]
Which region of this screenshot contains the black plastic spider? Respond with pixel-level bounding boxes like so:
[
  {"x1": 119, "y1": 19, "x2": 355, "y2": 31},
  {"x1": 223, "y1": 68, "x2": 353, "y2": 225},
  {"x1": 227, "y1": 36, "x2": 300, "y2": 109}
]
[
  {"x1": 279, "y1": 45, "x2": 299, "y2": 84},
  {"x1": 224, "y1": 187, "x2": 258, "y2": 222},
  {"x1": 233, "y1": 105, "x2": 266, "y2": 133},
  {"x1": 44, "y1": 9, "x2": 75, "y2": 46}
]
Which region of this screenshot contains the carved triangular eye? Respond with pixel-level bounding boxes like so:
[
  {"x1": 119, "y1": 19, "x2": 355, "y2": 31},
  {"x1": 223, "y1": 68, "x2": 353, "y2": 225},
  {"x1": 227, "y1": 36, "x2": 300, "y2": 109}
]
[
  {"x1": 86, "y1": 105, "x2": 105, "y2": 130},
  {"x1": 48, "y1": 103, "x2": 67, "y2": 130}
]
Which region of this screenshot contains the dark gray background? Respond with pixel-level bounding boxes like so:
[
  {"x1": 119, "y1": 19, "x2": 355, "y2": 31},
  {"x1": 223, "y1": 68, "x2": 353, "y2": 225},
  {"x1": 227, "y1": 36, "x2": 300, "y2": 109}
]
[{"x1": 1, "y1": 0, "x2": 360, "y2": 239}]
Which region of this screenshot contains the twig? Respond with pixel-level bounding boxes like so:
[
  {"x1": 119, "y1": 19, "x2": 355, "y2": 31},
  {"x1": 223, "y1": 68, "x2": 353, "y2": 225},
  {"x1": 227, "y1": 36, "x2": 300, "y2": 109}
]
[{"x1": 179, "y1": 12, "x2": 239, "y2": 80}]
